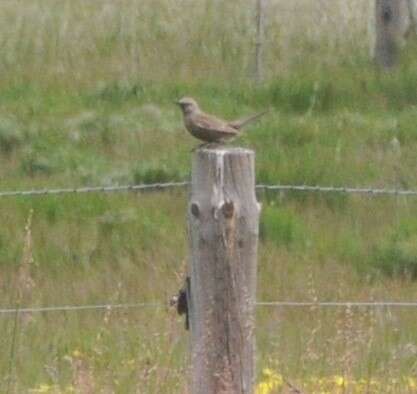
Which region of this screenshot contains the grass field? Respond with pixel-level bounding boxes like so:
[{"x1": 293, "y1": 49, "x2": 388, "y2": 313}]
[{"x1": 0, "y1": 1, "x2": 417, "y2": 393}]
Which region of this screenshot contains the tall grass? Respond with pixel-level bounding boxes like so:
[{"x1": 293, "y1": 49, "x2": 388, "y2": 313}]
[{"x1": 0, "y1": 0, "x2": 373, "y2": 87}]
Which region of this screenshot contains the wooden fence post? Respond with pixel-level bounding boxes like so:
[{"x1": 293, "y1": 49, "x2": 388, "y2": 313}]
[
  {"x1": 255, "y1": 0, "x2": 266, "y2": 84},
  {"x1": 374, "y1": 0, "x2": 410, "y2": 68},
  {"x1": 187, "y1": 147, "x2": 260, "y2": 394}
]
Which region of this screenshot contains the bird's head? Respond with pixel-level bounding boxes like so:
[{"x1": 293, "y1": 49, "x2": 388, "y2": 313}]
[{"x1": 175, "y1": 97, "x2": 200, "y2": 115}]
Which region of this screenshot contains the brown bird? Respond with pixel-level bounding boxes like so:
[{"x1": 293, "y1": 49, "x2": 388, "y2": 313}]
[{"x1": 176, "y1": 97, "x2": 267, "y2": 146}]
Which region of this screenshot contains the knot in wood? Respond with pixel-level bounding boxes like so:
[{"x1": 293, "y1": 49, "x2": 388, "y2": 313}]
[
  {"x1": 190, "y1": 202, "x2": 200, "y2": 218},
  {"x1": 221, "y1": 200, "x2": 235, "y2": 219},
  {"x1": 382, "y1": 6, "x2": 392, "y2": 23}
]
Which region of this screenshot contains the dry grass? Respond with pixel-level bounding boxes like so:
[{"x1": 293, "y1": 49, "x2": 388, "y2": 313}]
[
  {"x1": 0, "y1": 0, "x2": 374, "y2": 87},
  {"x1": 0, "y1": 193, "x2": 416, "y2": 393}
]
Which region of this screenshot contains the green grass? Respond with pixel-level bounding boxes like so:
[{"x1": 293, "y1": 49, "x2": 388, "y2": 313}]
[{"x1": 0, "y1": 1, "x2": 417, "y2": 392}]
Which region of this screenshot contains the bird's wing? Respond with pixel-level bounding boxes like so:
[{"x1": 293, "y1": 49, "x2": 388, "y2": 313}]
[
  {"x1": 193, "y1": 113, "x2": 238, "y2": 135},
  {"x1": 228, "y1": 109, "x2": 269, "y2": 129}
]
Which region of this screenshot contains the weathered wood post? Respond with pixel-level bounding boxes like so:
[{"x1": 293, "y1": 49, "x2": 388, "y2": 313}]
[
  {"x1": 255, "y1": 0, "x2": 266, "y2": 84},
  {"x1": 188, "y1": 147, "x2": 260, "y2": 394},
  {"x1": 374, "y1": 0, "x2": 411, "y2": 68}
]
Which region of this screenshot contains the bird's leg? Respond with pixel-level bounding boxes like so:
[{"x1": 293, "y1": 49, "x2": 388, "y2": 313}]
[
  {"x1": 191, "y1": 141, "x2": 225, "y2": 152},
  {"x1": 205, "y1": 142, "x2": 223, "y2": 149},
  {"x1": 191, "y1": 142, "x2": 208, "y2": 152}
]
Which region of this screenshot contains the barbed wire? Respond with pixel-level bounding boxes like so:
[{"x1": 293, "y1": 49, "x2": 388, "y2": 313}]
[
  {"x1": 1, "y1": 182, "x2": 417, "y2": 198},
  {"x1": 256, "y1": 184, "x2": 417, "y2": 196},
  {"x1": 0, "y1": 302, "x2": 162, "y2": 315},
  {"x1": 256, "y1": 301, "x2": 417, "y2": 307},
  {"x1": 0, "y1": 182, "x2": 188, "y2": 198},
  {"x1": 1, "y1": 301, "x2": 417, "y2": 316}
]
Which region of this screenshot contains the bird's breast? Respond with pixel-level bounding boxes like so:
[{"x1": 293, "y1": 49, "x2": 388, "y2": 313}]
[{"x1": 184, "y1": 118, "x2": 215, "y2": 142}]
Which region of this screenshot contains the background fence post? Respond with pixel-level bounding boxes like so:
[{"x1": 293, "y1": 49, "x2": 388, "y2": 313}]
[
  {"x1": 374, "y1": 0, "x2": 410, "y2": 68},
  {"x1": 188, "y1": 147, "x2": 260, "y2": 394},
  {"x1": 255, "y1": 0, "x2": 265, "y2": 83}
]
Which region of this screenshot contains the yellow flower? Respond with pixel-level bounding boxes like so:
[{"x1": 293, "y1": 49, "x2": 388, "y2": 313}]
[
  {"x1": 256, "y1": 372, "x2": 417, "y2": 394},
  {"x1": 256, "y1": 368, "x2": 284, "y2": 394},
  {"x1": 262, "y1": 368, "x2": 274, "y2": 377},
  {"x1": 408, "y1": 377, "x2": 417, "y2": 390},
  {"x1": 30, "y1": 384, "x2": 54, "y2": 393},
  {"x1": 333, "y1": 375, "x2": 346, "y2": 387},
  {"x1": 72, "y1": 349, "x2": 82, "y2": 358},
  {"x1": 256, "y1": 382, "x2": 272, "y2": 394}
]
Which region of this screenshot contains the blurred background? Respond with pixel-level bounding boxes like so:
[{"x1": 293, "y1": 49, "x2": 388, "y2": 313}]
[{"x1": 0, "y1": 1, "x2": 416, "y2": 393}]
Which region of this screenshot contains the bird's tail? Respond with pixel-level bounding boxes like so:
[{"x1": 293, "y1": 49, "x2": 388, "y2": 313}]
[{"x1": 228, "y1": 109, "x2": 269, "y2": 130}]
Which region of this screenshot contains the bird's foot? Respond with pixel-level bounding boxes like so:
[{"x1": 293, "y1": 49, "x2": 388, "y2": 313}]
[
  {"x1": 191, "y1": 142, "x2": 226, "y2": 152},
  {"x1": 203, "y1": 142, "x2": 223, "y2": 150},
  {"x1": 190, "y1": 143, "x2": 206, "y2": 153}
]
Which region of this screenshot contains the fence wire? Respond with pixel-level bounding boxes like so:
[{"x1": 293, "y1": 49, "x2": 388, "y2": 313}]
[
  {"x1": 0, "y1": 182, "x2": 188, "y2": 198},
  {"x1": 0, "y1": 303, "x2": 162, "y2": 315},
  {"x1": 256, "y1": 184, "x2": 417, "y2": 196},
  {"x1": 256, "y1": 301, "x2": 417, "y2": 307},
  {"x1": 1, "y1": 182, "x2": 417, "y2": 198},
  {"x1": 1, "y1": 301, "x2": 417, "y2": 316},
  {"x1": 1, "y1": 181, "x2": 416, "y2": 317}
]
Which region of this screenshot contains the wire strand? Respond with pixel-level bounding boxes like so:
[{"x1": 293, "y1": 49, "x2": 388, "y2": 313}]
[
  {"x1": 0, "y1": 182, "x2": 188, "y2": 198},
  {"x1": 256, "y1": 184, "x2": 417, "y2": 196},
  {"x1": 1, "y1": 301, "x2": 417, "y2": 316},
  {"x1": 256, "y1": 301, "x2": 417, "y2": 307},
  {"x1": 1, "y1": 182, "x2": 417, "y2": 198},
  {"x1": 0, "y1": 303, "x2": 162, "y2": 315}
]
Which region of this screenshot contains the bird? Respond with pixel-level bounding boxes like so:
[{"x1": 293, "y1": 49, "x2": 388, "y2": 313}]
[{"x1": 175, "y1": 97, "x2": 267, "y2": 146}]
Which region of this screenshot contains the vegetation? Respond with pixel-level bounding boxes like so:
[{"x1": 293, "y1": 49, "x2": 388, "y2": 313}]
[{"x1": 0, "y1": 1, "x2": 416, "y2": 392}]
